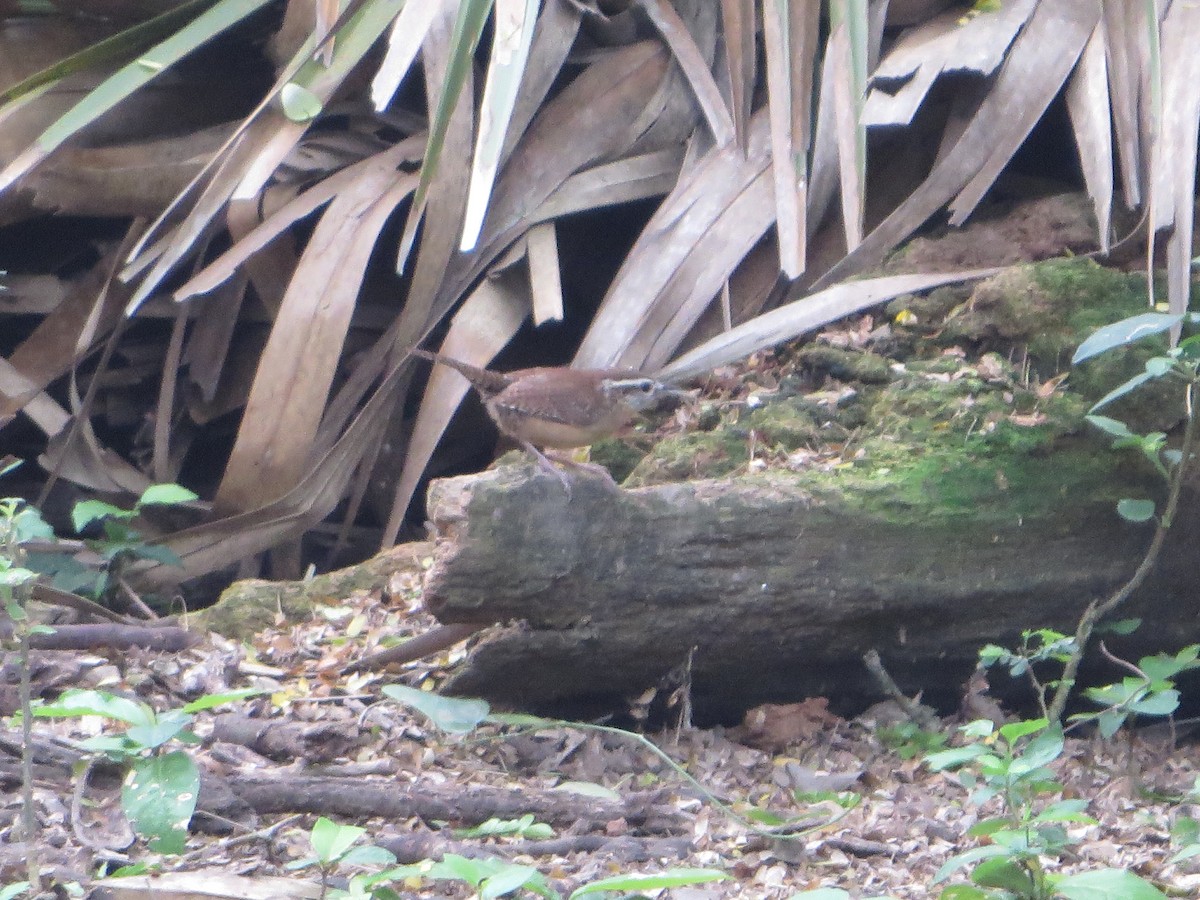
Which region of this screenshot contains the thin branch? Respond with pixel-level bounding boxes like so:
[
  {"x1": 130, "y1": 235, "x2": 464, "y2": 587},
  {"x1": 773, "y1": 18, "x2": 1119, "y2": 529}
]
[{"x1": 1048, "y1": 382, "x2": 1198, "y2": 723}]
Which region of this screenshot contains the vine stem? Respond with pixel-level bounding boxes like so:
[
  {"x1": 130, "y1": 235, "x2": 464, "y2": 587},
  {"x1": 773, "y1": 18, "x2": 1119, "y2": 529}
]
[{"x1": 1047, "y1": 382, "x2": 1198, "y2": 723}]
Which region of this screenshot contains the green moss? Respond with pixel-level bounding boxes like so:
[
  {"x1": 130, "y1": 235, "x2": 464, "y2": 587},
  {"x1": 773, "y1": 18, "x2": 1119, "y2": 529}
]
[
  {"x1": 794, "y1": 345, "x2": 893, "y2": 384},
  {"x1": 885, "y1": 285, "x2": 968, "y2": 328},
  {"x1": 630, "y1": 257, "x2": 1179, "y2": 526},
  {"x1": 743, "y1": 399, "x2": 826, "y2": 450},
  {"x1": 589, "y1": 438, "x2": 648, "y2": 483},
  {"x1": 626, "y1": 427, "x2": 749, "y2": 485},
  {"x1": 942, "y1": 259, "x2": 1150, "y2": 371},
  {"x1": 792, "y1": 439, "x2": 1151, "y2": 527}
]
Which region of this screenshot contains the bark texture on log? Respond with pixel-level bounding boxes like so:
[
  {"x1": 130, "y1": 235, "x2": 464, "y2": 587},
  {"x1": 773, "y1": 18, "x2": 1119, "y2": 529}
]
[{"x1": 423, "y1": 465, "x2": 1194, "y2": 720}]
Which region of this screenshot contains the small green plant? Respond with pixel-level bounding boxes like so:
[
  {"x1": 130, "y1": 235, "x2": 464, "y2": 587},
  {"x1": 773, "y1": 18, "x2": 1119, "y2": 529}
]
[
  {"x1": 376, "y1": 685, "x2": 738, "y2": 898},
  {"x1": 877, "y1": 721, "x2": 950, "y2": 759},
  {"x1": 381, "y1": 683, "x2": 844, "y2": 839},
  {"x1": 32, "y1": 687, "x2": 257, "y2": 853},
  {"x1": 978, "y1": 629, "x2": 1077, "y2": 719},
  {"x1": 925, "y1": 718, "x2": 1165, "y2": 899},
  {"x1": 0, "y1": 471, "x2": 56, "y2": 891},
  {"x1": 1169, "y1": 785, "x2": 1200, "y2": 867},
  {"x1": 1071, "y1": 645, "x2": 1200, "y2": 738},
  {"x1": 353, "y1": 854, "x2": 729, "y2": 900},
  {"x1": 287, "y1": 817, "x2": 397, "y2": 898},
  {"x1": 786, "y1": 890, "x2": 899, "y2": 900},
  {"x1": 1026, "y1": 312, "x2": 1200, "y2": 724},
  {"x1": 454, "y1": 814, "x2": 555, "y2": 840},
  {"x1": 26, "y1": 482, "x2": 197, "y2": 601}
]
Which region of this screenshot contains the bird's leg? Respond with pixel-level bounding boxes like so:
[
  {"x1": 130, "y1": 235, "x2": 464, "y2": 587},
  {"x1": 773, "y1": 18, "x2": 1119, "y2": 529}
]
[
  {"x1": 556, "y1": 456, "x2": 619, "y2": 490},
  {"x1": 520, "y1": 441, "x2": 574, "y2": 497}
]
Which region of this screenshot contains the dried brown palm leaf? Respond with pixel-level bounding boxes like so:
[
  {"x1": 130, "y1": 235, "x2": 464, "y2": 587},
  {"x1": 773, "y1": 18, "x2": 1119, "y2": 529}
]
[
  {"x1": 142, "y1": 362, "x2": 409, "y2": 586},
  {"x1": 124, "y1": 0, "x2": 403, "y2": 312},
  {"x1": 639, "y1": 0, "x2": 734, "y2": 148},
  {"x1": 658, "y1": 267, "x2": 1001, "y2": 382},
  {"x1": 1065, "y1": 22, "x2": 1113, "y2": 253},
  {"x1": 431, "y1": 39, "x2": 676, "y2": 318},
  {"x1": 527, "y1": 222, "x2": 565, "y2": 325},
  {"x1": 213, "y1": 158, "x2": 417, "y2": 515},
  {"x1": 1150, "y1": 0, "x2": 1200, "y2": 318},
  {"x1": 761, "y1": 0, "x2": 820, "y2": 277},
  {"x1": 393, "y1": 5, "x2": 473, "y2": 337},
  {"x1": 574, "y1": 111, "x2": 773, "y2": 372},
  {"x1": 381, "y1": 272, "x2": 530, "y2": 546},
  {"x1": 862, "y1": 0, "x2": 1034, "y2": 129},
  {"x1": 173, "y1": 137, "x2": 424, "y2": 301},
  {"x1": 814, "y1": 0, "x2": 1101, "y2": 291},
  {"x1": 719, "y1": 0, "x2": 755, "y2": 150},
  {"x1": 1101, "y1": 0, "x2": 1151, "y2": 210}
]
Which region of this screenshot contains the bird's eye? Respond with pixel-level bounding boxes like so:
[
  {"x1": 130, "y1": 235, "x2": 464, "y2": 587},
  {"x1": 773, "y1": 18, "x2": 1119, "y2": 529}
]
[{"x1": 640, "y1": 381, "x2": 654, "y2": 392}]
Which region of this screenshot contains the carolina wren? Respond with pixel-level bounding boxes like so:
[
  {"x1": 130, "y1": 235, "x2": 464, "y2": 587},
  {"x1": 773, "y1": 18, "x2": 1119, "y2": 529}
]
[{"x1": 414, "y1": 349, "x2": 682, "y2": 489}]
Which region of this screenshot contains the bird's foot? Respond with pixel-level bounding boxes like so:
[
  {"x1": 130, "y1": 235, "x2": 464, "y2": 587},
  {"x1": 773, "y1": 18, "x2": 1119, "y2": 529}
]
[
  {"x1": 523, "y1": 443, "x2": 574, "y2": 498},
  {"x1": 520, "y1": 444, "x2": 620, "y2": 496}
]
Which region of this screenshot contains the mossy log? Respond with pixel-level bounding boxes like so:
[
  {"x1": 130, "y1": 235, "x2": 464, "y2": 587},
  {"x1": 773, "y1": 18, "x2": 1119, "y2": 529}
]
[
  {"x1": 423, "y1": 258, "x2": 1198, "y2": 720},
  {"x1": 423, "y1": 462, "x2": 1196, "y2": 722}
]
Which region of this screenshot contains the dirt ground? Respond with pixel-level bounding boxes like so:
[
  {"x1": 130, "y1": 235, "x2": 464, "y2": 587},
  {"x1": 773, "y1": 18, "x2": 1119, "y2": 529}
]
[{"x1": 4, "y1": 567, "x2": 1200, "y2": 899}]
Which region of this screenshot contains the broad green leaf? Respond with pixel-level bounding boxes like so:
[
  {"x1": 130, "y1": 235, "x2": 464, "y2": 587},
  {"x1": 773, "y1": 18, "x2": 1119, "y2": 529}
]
[
  {"x1": 925, "y1": 745, "x2": 987, "y2": 771},
  {"x1": 1101, "y1": 617, "x2": 1141, "y2": 635},
  {"x1": 959, "y1": 719, "x2": 996, "y2": 739},
  {"x1": 486, "y1": 712, "x2": 551, "y2": 728},
  {"x1": 1034, "y1": 799, "x2": 1095, "y2": 824},
  {"x1": 970, "y1": 856, "x2": 1037, "y2": 893},
  {"x1": 1097, "y1": 708, "x2": 1126, "y2": 739},
  {"x1": 0, "y1": 882, "x2": 31, "y2": 900},
  {"x1": 429, "y1": 854, "x2": 498, "y2": 886},
  {"x1": 1169, "y1": 844, "x2": 1200, "y2": 864},
  {"x1": 1140, "y1": 651, "x2": 1192, "y2": 681},
  {"x1": 998, "y1": 717, "x2": 1048, "y2": 743},
  {"x1": 125, "y1": 717, "x2": 193, "y2": 751},
  {"x1": 179, "y1": 688, "x2": 263, "y2": 713},
  {"x1": 1130, "y1": 689, "x2": 1180, "y2": 716},
  {"x1": 80, "y1": 735, "x2": 138, "y2": 754},
  {"x1": 1053, "y1": 867, "x2": 1167, "y2": 899},
  {"x1": 570, "y1": 868, "x2": 730, "y2": 897},
  {"x1": 479, "y1": 863, "x2": 540, "y2": 899},
  {"x1": 122, "y1": 751, "x2": 199, "y2": 854},
  {"x1": 933, "y1": 845, "x2": 1009, "y2": 883},
  {"x1": 72, "y1": 500, "x2": 129, "y2": 531},
  {"x1": 311, "y1": 817, "x2": 366, "y2": 863},
  {"x1": 0, "y1": 0, "x2": 277, "y2": 193},
  {"x1": 1116, "y1": 498, "x2": 1156, "y2": 522},
  {"x1": 1072, "y1": 313, "x2": 1182, "y2": 364},
  {"x1": 13, "y1": 507, "x2": 54, "y2": 542},
  {"x1": 1085, "y1": 681, "x2": 1138, "y2": 706},
  {"x1": 138, "y1": 484, "x2": 200, "y2": 507},
  {"x1": 340, "y1": 846, "x2": 396, "y2": 867},
  {"x1": 1089, "y1": 370, "x2": 1155, "y2": 413},
  {"x1": 0, "y1": 567, "x2": 36, "y2": 587},
  {"x1": 382, "y1": 685, "x2": 490, "y2": 733},
  {"x1": 937, "y1": 887, "x2": 989, "y2": 900},
  {"x1": 1085, "y1": 415, "x2": 1135, "y2": 439},
  {"x1": 34, "y1": 689, "x2": 154, "y2": 726}
]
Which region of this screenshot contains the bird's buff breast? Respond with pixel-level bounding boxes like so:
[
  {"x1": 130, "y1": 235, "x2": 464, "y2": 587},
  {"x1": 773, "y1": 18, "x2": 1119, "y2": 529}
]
[{"x1": 487, "y1": 402, "x2": 631, "y2": 449}]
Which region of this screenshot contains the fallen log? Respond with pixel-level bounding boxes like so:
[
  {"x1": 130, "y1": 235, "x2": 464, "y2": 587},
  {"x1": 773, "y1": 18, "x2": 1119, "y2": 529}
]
[{"x1": 422, "y1": 459, "x2": 1194, "y2": 721}]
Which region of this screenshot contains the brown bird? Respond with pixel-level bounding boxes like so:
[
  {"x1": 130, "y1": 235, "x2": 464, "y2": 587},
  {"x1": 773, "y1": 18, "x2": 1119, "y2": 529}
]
[{"x1": 414, "y1": 349, "x2": 683, "y2": 491}]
